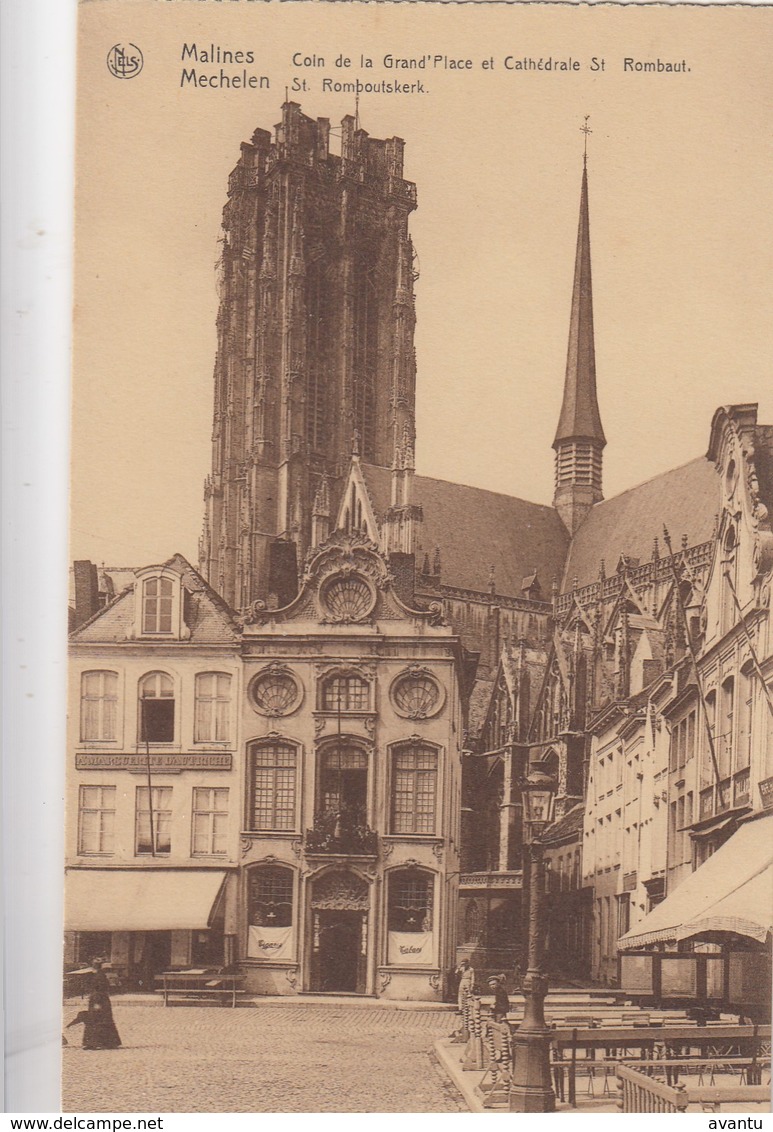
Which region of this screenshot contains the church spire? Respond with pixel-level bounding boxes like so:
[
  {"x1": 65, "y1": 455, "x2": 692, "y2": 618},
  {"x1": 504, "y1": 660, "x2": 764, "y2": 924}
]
[{"x1": 553, "y1": 128, "x2": 606, "y2": 535}]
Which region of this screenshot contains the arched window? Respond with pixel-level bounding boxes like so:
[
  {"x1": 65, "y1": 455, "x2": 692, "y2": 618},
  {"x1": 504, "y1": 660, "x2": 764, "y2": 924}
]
[
  {"x1": 249, "y1": 741, "x2": 298, "y2": 831},
  {"x1": 318, "y1": 743, "x2": 368, "y2": 819},
  {"x1": 321, "y1": 673, "x2": 369, "y2": 712},
  {"x1": 390, "y1": 744, "x2": 438, "y2": 835},
  {"x1": 194, "y1": 672, "x2": 232, "y2": 742},
  {"x1": 720, "y1": 676, "x2": 735, "y2": 778},
  {"x1": 138, "y1": 672, "x2": 174, "y2": 743},
  {"x1": 721, "y1": 526, "x2": 738, "y2": 635},
  {"x1": 248, "y1": 865, "x2": 294, "y2": 928},
  {"x1": 80, "y1": 670, "x2": 118, "y2": 741},
  {"x1": 142, "y1": 576, "x2": 174, "y2": 634},
  {"x1": 463, "y1": 899, "x2": 482, "y2": 945},
  {"x1": 700, "y1": 690, "x2": 718, "y2": 791},
  {"x1": 387, "y1": 869, "x2": 433, "y2": 933}
]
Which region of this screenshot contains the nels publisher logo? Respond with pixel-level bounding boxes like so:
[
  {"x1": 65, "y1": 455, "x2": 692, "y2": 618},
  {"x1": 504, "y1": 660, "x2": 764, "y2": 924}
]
[{"x1": 107, "y1": 43, "x2": 144, "y2": 80}]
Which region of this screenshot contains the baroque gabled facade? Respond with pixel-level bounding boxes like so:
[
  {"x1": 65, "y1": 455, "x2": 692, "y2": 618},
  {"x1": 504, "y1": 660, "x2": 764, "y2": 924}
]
[{"x1": 238, "y1": 531, "x2": 464, "y2": 999}]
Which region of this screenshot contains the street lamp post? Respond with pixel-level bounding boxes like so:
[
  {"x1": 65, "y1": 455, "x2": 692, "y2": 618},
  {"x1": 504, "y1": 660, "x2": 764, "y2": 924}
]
[{"x1": 509, "y1": 763, "x2": 557, "y2": 1113}]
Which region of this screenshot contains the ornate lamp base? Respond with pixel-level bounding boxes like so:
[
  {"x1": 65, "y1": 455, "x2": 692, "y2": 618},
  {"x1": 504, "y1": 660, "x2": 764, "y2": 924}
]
[
  {"x1": 509, "y1": 1028, "x2": 556, "y2": 1112},
  {"x1": 509, "y1": 970, "x2": 556, "y2": 1113}
]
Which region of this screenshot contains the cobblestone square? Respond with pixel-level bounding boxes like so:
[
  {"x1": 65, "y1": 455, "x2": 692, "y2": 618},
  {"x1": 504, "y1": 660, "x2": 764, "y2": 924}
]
[{"x1": 62, "y1": 1002, "x2": 465, "y2": 1113}]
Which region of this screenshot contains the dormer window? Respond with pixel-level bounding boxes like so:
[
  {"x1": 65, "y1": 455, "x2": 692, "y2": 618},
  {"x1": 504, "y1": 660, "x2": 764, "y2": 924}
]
[
  {"x1": 133, "y1": 568, "x2": 188, "y2": 641},
  {"x1": 143, "y1": 577, "x2": 174, "y2": 634}
]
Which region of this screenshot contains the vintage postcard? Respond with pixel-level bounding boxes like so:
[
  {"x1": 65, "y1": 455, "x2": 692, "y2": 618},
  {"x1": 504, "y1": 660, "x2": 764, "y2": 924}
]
[{"x1": 62, "y1": 0, "x2": 772, "y2": 1116}]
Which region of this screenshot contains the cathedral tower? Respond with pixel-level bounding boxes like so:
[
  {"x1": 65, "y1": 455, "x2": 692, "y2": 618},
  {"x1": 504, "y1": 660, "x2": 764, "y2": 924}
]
[
  {"x1": 553, "y1": 153, "x2": 606, "y2": 534},
  {"x1": 200, "y1": 102, "x2": 418, "y2": 610}
]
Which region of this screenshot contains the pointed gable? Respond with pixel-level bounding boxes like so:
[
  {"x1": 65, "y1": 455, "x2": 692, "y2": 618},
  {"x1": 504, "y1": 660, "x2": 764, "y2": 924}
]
[{"x1": 334, "y1": 458, "x2": 381, "y2": 544}]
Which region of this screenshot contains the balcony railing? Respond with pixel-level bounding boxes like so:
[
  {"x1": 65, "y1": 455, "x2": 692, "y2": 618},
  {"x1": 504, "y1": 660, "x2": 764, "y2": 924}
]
[
  {"x1": 699, "y1": 770, "x2": 751, "y2": 820},
  {"x1": 304, "y1": 808, "x2": 378, "y2": 856}
]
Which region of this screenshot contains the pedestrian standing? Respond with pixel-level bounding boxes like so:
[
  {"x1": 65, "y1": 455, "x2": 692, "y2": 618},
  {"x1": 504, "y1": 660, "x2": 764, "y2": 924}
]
[
  {"x1": 487, "y1": 974, "x2": 511, "y2": 1022},
  {"x1": 456, "y1": 958, "x2": 475, "y2": 1011}
]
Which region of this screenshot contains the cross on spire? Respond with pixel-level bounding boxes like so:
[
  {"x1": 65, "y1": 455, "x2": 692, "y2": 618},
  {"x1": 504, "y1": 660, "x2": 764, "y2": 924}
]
[{"x1": 581, "y1": 115, "x2": 592, "y2": 165}]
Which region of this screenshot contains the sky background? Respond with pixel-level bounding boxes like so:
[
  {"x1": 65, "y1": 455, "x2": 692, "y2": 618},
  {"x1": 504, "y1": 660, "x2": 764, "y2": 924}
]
[{"x1": 71, "y1": 1, "x2": 773, "y2": 569}]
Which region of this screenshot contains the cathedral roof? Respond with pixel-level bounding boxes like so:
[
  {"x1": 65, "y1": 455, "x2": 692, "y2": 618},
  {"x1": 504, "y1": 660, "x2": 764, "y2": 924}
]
[
  {"x1": 562, "y1": 456, "x2": 718, "y2": 589},
  {"x1": 359, "y1": 464, "x2": 570, "y2": 598}
]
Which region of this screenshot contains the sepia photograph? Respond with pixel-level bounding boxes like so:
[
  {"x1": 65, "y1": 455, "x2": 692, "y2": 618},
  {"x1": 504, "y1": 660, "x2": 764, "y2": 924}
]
[{"x1": 59, "y1": 0, "x2": 773, "y2": 1115}]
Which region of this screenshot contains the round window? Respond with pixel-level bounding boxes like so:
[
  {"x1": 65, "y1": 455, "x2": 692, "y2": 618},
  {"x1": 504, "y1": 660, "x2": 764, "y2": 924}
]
[
  {"x1": 320, "y1": 573, "x2": 375, "y2": 623},
  {"x1": 391, "y1": 671, "x2": 443, "y2": 719},
  {"x1": 250, "y1": 667, "x2": 301, "y2": 716}
]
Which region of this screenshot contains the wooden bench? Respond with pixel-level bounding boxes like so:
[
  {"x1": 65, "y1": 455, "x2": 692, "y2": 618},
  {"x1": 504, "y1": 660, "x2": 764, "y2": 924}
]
[{"x1": 157, "y1": 969, "x2": 245, "y2": 1007}]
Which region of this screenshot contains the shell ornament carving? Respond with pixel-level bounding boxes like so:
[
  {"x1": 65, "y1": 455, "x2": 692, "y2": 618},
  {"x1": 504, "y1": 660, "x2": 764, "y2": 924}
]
[
  {"x1": 251, "y1": 666, "x2": 301, "y2": 716},
  {"x1": 391, "y1": 670, "x2": 442, "y2": 719},
  {"x1": 320, "y1": 573, "x2": 375, "y2": 623}
]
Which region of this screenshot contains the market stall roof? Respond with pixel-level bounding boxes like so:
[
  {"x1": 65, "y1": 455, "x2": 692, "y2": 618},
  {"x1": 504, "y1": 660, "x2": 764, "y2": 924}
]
[
  {"x1": 618, "y1": 813, "x2": 773, "y2": 950},
  {"x1": 65, "y1": 869, "x2": 227, "y2": 932}
]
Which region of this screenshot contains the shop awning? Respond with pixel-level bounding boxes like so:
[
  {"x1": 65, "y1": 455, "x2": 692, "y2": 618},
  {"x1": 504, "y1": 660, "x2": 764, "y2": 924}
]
[
  {"x1": 65, "y1": 869, "x2": 227, "y2": 932},
  {"x1": 676, "y1": 863, "x2": 773, "y2": 944},
  {"x1": 619, "y1": 813, "x2": 773, "y2": 950}
]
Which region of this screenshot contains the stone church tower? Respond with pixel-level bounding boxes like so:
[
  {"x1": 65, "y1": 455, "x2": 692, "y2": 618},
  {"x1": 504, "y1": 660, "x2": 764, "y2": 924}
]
[
  {"x1": 200, "y1": 102, "x2": 418, "y2": 611},
  {"x1": 553, "y1": 156, "x2": 606, "y2": 535}
]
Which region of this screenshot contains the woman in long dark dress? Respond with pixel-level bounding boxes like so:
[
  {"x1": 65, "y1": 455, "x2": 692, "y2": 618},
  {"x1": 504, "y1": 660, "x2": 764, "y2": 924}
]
[{"x1": 66, "y1": 991, "x2": 122, "y2": 1049}]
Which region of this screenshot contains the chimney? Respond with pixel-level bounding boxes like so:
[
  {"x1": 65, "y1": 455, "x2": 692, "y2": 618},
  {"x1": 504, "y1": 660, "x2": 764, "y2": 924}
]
[{"x1": 73, "y1": 560, "x2": 99, "y2": 628}]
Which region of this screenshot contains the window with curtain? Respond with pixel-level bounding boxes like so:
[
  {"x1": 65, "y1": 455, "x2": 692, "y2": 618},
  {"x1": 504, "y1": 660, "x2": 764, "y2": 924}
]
[
  {"x1": 135, "y1": 785, "x2": 172, "y2": 855},
  {"x1": 80, "y1": 671, "x2": 118, "y2": 741},
  {"x1": 78, "y1": 785, "x2": 116, "y2": 854},
  {"x1": 248, "y1": 865, "x2": 293, "y2": 927},
  {"x1": 387, "y1": 870, "x2": 433, "y2": 932},
  {"x1": 249, "y1": 742, "x2": 297, "y2": 831},
  {"x1": 390, "y1": 745, "x2": 437, "y2": 835},
  {"x1": 192, "y1": 787, "x2": 229, "y2": 855},
  {"x1": 138, "y1": 672, "x2": 175, "y2": 743},
  {"x1": 194, "y1": 672, "x2": 231, "y2": 742}
]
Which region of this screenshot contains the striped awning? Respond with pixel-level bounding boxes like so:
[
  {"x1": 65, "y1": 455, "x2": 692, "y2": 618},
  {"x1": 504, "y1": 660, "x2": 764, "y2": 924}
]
[
  {"x1": 676, "y1": 864, "x2": 772, "y2": 944},
  {"x1": 619, "y1": 813, "x2": 773, "y2": 950}
]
